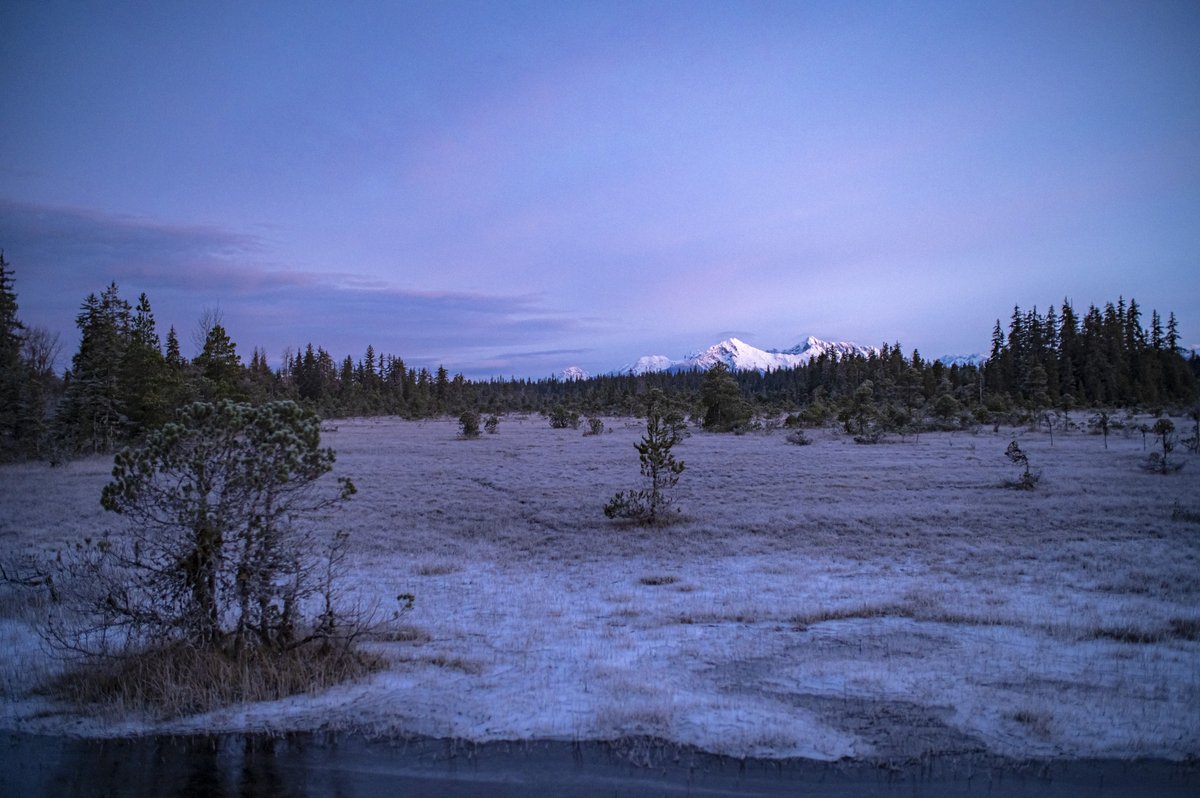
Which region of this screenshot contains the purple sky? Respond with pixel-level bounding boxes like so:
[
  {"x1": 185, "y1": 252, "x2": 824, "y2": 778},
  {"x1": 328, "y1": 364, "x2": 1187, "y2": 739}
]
[{"x1": 2, "y1": 1, "x2": 1198, "y2": 378}]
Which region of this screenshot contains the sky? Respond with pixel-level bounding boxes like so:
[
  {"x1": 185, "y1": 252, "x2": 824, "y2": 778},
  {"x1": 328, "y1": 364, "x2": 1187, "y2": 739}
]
[{"x1": 1, "y1": 0, "x2": 1198, "y2": 379}]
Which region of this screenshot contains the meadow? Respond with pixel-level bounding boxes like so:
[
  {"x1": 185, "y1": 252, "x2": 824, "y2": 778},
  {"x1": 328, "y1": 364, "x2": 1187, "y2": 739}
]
[{"x1": 1, "y1": 414, "x2": 1197, "y2": 763}]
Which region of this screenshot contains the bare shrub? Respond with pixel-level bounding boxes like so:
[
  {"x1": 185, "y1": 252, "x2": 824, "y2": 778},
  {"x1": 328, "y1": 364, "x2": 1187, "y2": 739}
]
[
  {"x1": 484, "y1": 415, "x2": 500, "y2": 434},
  {"x1": 1003, "y1": 439, "x2": 1039, "y2": 489},
  {"x1": 584, "y1": 416, "x2": 605, "y2": 436}
]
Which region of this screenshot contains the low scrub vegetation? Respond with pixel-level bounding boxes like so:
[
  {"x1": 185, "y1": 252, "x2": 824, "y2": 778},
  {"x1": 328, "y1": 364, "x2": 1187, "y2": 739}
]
[{"x1": 36, "y1": 400, "x2": 402, "y2": 715}]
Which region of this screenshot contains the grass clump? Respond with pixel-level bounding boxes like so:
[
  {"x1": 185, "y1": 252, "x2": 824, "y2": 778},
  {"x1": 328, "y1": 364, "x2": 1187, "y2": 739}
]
[{"x1": 47, "y1": 639, "x2": 382, "y2": 717}]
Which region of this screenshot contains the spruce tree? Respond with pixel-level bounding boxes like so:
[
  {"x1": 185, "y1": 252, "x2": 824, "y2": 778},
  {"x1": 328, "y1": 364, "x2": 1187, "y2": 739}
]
[
  {"x1": 57, "y1": 283, "x2": 131, "y2": 453},
  {"x1": 118, "y1": 293, "x2": 171, "y2": 432},
  {"x1": 0, "y1": 253, "x2": 27, "y2": 456},
  {"x1": 194, "y1": 323, "x2": 245, "y2": 400},
  {"x1": 700, "y1": 362, "x2": 751, "y2": 431},
  {"x1": 605, "y1": 389, "x2": 685, "y2": 524}
]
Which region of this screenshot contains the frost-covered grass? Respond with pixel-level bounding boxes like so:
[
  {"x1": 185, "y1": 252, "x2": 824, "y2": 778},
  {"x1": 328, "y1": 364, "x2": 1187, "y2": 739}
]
[{"x1": 1, "y1": 415, "x2": 1198, "y2": 761}]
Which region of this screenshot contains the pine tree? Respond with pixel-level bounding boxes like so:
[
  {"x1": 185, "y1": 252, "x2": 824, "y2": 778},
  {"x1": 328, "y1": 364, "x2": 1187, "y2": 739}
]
[
  {"x1": 700, "y1": 362, "x2": 751, "y2": 431},
  {"x1": 605, "y1": 389, "x2": 685, "y2": 524},
  {"x1": 57, "y1": 283, "x2": 132, "y2": 453},
  {"x1": 165, "y1": 326, "x2": 186, "y2": 368},
  {"x1": 193, "y1": 323, "x2": 245, "y2": 400},
  {"x1": 0, "y1": 253, "x2": 27, "y2": 455},
  {"x1": 118, "y1": 293, "x2": 171, "y2": 432},
  {"x1": 1166, "y1": 313, "x2": 1180, "y2": 353}
]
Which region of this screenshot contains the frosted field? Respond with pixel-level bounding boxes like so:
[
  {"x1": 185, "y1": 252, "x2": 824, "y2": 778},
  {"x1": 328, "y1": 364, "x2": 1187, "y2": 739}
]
[{"x1": 2, "y1": 415, "x2": 1198, "y2": 762}]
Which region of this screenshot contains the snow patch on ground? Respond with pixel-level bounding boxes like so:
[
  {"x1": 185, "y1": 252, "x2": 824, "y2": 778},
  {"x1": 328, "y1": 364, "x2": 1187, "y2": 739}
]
[{"x1": 1, "y1": 415, "x2": 1198, "y2": 761}]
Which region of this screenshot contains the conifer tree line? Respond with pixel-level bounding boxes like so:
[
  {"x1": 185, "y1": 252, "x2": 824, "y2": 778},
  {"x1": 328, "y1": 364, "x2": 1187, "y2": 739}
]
[
  {"x1": 983, "y1": 299, "x2": 1193, "y2": 407},
  {"x1": 0, "y1": 253, "x2": 1196, "y2": 461}
]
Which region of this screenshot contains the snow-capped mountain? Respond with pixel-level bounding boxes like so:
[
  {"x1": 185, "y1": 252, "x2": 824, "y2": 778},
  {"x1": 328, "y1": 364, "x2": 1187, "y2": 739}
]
[
  {"x1": 560, "y1": 366, "x2": 590, "y2": 381},
  {"x1": 615, "y1": 336, "x2": 877, "y2": 375},
  {"x1": 938, "y1": 354, "x2": 987, "y2": 368}
]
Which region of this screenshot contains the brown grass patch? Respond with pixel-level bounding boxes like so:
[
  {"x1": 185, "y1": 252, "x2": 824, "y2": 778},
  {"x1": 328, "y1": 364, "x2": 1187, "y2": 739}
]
[
  {"x1": 46, "y1": 641, "x2": 383, "y2": 718},
  {"x1": 415, "y1": 562, "x2": 460, "y2": 577},
  {"x1": 639, "y1": 575, "x2": 678, "y2": 586},
  {"x1": 372, "y1": 624, "x2": 432, "y2": 644},
  {"x1": 419, "y1": 654, "x2": 484, "y2": 675}
]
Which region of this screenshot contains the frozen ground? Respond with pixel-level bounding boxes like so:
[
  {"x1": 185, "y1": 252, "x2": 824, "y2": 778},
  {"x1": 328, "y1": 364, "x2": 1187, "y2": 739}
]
[{"x1": 1, "y1": 415, "x2": 1198, "y2": 762}]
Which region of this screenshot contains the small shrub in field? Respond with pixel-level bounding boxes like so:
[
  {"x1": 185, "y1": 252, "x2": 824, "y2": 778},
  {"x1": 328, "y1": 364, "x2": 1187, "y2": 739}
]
[
  {"x1": 1141, "y1": 418, "x2": 1184, "y2": 474},
  {"x1": 584, "y1": 416, "x2": 605, "y2": 436},
  {"x1": 548, "y1": 404, "x2": 581, "y2": 429},
  {"x1": 1092, "y1": 410, "x2": 1111, "y2": 449},
  {"x1": 853, "y1": 426, "x2": 883, "y2": 445},
  {"x1": 1004, "y1": 439, "x2": 1039, "y2": 489},
  {"x1": 605, "y1": 390, "x2": 685, "y2": 524},
  {"x1": 484, "y1": 415, "x2": 500, "y2": 434},
  {"x1": 459, "y1": 410, "x2": 481, "y2": 439},
  {"x1": 786, "y1": 430, "x2": 812, "y2": 446},
  {"x1": 1184, "y1": 407, "x2": 1199, "y2": 454}
]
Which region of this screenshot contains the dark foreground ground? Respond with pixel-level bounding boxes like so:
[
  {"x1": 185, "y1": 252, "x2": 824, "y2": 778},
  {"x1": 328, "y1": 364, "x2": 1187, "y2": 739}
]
[{"x1": 2, "y1": 732, "x2": 1196, "y2": 798}]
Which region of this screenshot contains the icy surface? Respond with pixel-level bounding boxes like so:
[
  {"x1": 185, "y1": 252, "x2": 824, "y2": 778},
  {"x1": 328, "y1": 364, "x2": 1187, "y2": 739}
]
[{"x1": 1, "y1": 416, "x2": 1198, "y2": 761}]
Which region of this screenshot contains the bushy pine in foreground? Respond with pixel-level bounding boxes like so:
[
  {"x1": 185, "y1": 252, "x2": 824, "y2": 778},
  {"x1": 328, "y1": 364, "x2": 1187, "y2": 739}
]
[{"x1": 41, "y1": 400, "x2": 397, "y2": 714}]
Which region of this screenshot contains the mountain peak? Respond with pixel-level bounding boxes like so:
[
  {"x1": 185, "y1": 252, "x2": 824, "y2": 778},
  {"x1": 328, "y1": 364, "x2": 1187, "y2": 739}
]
[{"x1": 613, "y1": 335, "x2": 879, "y2": 375}]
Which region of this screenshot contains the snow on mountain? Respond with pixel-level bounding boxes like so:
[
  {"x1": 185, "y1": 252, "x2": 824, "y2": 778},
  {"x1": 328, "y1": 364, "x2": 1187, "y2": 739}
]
[
  {"x1": 618, "y1": 354, "x2": 680, "y2": 375},
  {"x1": 938, "y1": 354, "x2": 987, "y2": 368},
  {"x1": 560, "y1": 366, "x2": 590, "y2": 381},
  {"x1": 776, "y1": 335, "x2": 877, "y2": 362},
  {"x1": 613, "y1": 336, "x2": 878, "y2": 375}
]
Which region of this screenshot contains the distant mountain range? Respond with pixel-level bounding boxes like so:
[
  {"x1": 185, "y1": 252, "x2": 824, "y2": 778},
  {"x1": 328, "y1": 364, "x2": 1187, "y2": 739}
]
[
  {"x1": 559, "y1": 336, "x2": 987, "y2": 381},
  {"x1": 937, "y1": 353, "x2": 987, "y2": 368},
  {"x1": 617, "y1": 336, "x2": 878, "y2": 375}
]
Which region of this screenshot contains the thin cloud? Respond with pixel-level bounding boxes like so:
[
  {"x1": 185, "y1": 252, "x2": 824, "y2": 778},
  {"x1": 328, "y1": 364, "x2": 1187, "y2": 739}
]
[{"x1": 0, "y1": 201, "x2": 593, "y2": 376}]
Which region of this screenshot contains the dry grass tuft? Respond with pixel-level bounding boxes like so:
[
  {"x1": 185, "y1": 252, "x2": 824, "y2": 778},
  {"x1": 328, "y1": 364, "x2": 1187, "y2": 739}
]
[
  {"x1": 415, "y1": 561, "x2": 460, "y2": 577},
  {"x1": 787, "y1": 601, "x2": 1007, "y2": 631},
  {"x1": 1010, "y1": 709, "x2": 1053, "y2": 738},
  {"x1": 1087, "y1": 625, "x2": 1172, "y2": 645},
  {"x1": 1168, "y1": 617, "x2": 1200, "y2": 641},
  {"x1": 638, "y1": 574, "x2": 679, "y2": 586},
  {"x1": 46, "y1": 641, "x2": 383, "y2": 718},
  {"x1": 417, "y1": 654, "x2": 484, "y2": 675},
  {"x1": 372, "y1": 624, "x2": 432, "y2": 644}
]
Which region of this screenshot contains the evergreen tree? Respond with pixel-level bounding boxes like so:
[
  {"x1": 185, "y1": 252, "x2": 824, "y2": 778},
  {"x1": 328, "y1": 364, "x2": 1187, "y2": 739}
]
[
  {"x1": 0, "y1": 253, "x2": 27, "y2": 455},
  {"x1": 193, "y1": 323, "x2": 245, "y2": 400},
  {"x1": 118, "y1": 293, "x2": 171, "y2": 432},
  {"x1": 165, "y1": 326, "x2": 186, "y2": 367},
  {"x1": 700, "y1": 362, "x2": 752, "y2": 431},
  {"x1": 1166, "y1": 313, "x2": 1180, "y2": 353},
  {"x1": 605, "y1": 389, "x2": 685, "y2": 524},
  {"x1": 57, "y1": 283, "x2": 131, "y2": 453}
]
